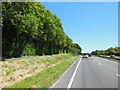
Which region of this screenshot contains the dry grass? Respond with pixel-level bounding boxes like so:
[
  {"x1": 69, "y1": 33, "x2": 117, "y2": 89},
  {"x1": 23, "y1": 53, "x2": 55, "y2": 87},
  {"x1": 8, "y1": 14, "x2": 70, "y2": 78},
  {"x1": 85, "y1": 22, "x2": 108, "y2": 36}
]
[{"x1": 0, "y1": 53, "x2": 78, "y2": 88}]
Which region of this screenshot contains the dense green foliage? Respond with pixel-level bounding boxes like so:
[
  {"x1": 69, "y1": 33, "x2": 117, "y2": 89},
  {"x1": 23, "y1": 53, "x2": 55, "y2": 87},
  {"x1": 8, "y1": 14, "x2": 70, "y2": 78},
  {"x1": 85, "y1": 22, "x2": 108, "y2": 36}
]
[
  {"x1": 91, "y1": 47, "x2": 120, "y2": 56},
  {"x1": 70, "y1": 43, "x2": 82, "y2": 54},
  {"x1": 2, "y1": 2, "x2": 82, "y2": 58},
  {"x1": 0, "y1": 2, "x2": 1, "y2": 28},
  {"x1": 0, "y1": 3, "x2": 1, "y2": 58}
]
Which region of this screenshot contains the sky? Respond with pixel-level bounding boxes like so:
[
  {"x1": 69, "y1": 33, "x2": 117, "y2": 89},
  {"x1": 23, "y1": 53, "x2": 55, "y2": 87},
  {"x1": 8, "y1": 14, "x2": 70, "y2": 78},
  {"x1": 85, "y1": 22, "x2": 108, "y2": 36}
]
[{"x1": 39, "y1": 2, "x2": 118, "y2": 53}]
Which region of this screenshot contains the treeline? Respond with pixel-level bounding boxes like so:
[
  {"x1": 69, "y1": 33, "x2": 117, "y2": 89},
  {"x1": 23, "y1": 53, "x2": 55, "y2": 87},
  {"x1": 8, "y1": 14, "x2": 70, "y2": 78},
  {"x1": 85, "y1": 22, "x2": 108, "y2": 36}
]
[
  {"x1": 91, "y1": 47, "x2": 120, "y2": 56},
  {"x1": 2, "y1": 2, "x2": 82, "y2": 58}
]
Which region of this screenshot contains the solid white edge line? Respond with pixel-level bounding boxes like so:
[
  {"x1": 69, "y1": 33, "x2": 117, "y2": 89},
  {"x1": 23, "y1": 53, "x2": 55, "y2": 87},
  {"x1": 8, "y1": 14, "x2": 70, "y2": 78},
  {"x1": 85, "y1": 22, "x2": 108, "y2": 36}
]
[
  {"x1": 67, "y1": 57, "x2": 81, "y2": 88},
  {"x1": 50, "y1": 57, "x2": 79, "y2": 88}
]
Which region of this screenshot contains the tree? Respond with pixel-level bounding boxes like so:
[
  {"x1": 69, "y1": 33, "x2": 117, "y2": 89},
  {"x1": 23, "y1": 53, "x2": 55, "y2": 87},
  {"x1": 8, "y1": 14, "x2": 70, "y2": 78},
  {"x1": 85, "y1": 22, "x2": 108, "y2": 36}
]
[
  {"x1": 70, "y1": 43, "x2": 82, "y2": 54},
  {"x1": 91, "y1": 47, "x2": 120, "y2": 56},
  {"x1": 2, "y1": 2, "x2": 82, "y2": 58}
]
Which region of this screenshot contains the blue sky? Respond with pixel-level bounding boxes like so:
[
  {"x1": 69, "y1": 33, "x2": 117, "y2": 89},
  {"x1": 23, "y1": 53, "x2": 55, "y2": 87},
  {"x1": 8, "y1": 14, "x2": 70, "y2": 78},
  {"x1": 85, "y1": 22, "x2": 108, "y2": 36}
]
[{"x1": 39, "y1": 2, "x2": 118, "y2": 53}]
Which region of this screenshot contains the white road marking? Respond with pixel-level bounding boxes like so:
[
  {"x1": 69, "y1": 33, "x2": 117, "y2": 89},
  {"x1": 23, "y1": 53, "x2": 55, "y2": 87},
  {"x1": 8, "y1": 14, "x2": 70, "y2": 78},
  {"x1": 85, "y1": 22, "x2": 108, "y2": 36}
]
[
  {"x1": 99, "y1": 63, "x2": 102, "y2": 65},
  {"x1": 116, "y1": 74, "x2": 120, "y2": 77},
  {"x1": 50, "y1": 58, "x2": 79, "y2": 88},
  {"x1": 67, "y1": 58, "x2": 81, "y2": 88}
]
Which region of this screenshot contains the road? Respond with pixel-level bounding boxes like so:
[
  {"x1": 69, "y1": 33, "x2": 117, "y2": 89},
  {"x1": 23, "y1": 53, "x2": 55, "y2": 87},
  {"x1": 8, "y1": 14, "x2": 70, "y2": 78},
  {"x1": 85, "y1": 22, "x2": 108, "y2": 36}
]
[{"x1": 50, "y1": 56, "x2": 119, "y2": 88}]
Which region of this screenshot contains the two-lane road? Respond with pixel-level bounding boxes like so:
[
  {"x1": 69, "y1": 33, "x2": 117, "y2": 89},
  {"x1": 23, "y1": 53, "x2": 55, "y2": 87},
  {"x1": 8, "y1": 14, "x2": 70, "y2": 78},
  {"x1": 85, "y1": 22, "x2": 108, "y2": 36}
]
[{"x1": 51, "y1": 56, "x2": 119, "y2": 88}]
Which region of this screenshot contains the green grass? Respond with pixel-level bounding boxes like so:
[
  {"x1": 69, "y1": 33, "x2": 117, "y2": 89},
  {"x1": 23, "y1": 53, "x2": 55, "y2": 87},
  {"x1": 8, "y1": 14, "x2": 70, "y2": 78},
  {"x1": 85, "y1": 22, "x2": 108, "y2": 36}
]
[
  {"x1": 116, "y1": 56, "x2": 120, "y2": 58},
  {"x1": 5, "y1": 55, "x2": 79, "y2": 88}
]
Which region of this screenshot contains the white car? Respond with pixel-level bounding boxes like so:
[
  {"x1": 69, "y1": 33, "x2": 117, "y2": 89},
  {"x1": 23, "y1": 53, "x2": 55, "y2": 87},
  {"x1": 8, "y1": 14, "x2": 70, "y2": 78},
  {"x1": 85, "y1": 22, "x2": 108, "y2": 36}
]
[
  {"x1": 82, "y1": 54, "x2": 88, "y2": 58},
  {"x1": 110, "y1": 55, "x2": 115, "y2": 58}
]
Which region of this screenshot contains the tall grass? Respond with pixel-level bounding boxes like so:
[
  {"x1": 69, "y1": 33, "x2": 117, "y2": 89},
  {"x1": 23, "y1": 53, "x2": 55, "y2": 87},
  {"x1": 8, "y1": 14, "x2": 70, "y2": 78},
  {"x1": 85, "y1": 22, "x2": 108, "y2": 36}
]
[{"x1": 1, "y1": 53, "x2": 79, "y2": 88}]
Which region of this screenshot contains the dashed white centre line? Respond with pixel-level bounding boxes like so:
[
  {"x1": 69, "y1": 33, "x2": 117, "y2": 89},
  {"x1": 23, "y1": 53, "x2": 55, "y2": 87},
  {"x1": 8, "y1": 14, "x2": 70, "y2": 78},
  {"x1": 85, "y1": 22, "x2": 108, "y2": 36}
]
[
  {"x1": 99, "y1": 63, "x2": 102, "y2": 65},
  {"x1": 116, "y1": 74, "x2": 120, "y2": 77},
  {"x1": 67, "y1": 58, "x2": 81, "y2": 88}
]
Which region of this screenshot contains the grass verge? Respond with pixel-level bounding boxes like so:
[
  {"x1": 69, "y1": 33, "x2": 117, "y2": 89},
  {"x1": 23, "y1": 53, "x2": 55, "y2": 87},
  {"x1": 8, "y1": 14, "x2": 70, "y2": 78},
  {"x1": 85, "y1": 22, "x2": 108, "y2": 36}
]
[{"x1": 2, "y1": 53, "x2": 79, "y2": 88}]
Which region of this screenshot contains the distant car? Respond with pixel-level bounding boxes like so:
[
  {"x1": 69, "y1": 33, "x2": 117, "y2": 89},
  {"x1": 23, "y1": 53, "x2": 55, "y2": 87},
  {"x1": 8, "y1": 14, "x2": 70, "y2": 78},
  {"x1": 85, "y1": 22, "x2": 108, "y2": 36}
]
[
  {"x1": 88, "y1": 54, "x2": 92, "y2": 57},
  {"x1": 97, "y1": 54, "x2": 100, "y2": 56},
  {"x1": 82, "y1": 54, "x2": 88, "y2": 58},
  {"x1": 110, "y1": 55, "x2": 115, "y2": 58}
]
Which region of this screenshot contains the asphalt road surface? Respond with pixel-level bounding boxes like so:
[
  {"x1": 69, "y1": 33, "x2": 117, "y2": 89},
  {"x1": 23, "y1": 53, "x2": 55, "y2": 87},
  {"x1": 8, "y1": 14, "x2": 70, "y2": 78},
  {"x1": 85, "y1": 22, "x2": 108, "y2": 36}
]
[{"x1": 51, "y1": 56, "x2": 119, "y2": 88}]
